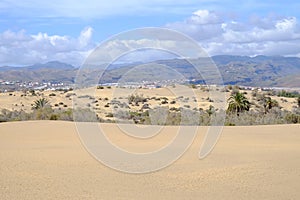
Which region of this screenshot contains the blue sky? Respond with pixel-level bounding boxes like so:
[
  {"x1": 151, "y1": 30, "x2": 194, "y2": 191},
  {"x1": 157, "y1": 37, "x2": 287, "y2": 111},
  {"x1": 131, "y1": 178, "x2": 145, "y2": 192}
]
[{"x1": 1, "y1": 0, "x2": 300, "y2": 66}]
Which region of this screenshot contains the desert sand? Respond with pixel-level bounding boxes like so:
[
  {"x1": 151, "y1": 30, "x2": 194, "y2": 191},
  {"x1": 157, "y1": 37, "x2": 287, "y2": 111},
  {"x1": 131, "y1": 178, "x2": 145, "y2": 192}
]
[{"x1": 0, "y1": 121, "x2": 299, "y2": 199}]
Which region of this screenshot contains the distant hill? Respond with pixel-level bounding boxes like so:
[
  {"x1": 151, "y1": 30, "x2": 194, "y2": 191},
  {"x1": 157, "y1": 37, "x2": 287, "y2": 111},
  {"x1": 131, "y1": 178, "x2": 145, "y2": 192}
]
[
  {"x1": 212, "y1": 55, "x2": 300, "y2": 87},
  {"x1": 99, "y1": 55, "x2": 300, "y2": 87},
  {"x1": 0, "y1": 61, "x2": 77, "y2": 83},
  {"x1": 1, "y1": 56, "x2": 300, "y2": 87}
]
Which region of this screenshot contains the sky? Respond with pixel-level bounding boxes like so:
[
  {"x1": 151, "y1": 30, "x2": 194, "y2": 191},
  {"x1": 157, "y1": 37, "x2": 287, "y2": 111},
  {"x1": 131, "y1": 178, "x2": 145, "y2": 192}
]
[{"x1": 1, "y1": 0, "x2": 300, "y2": 66}]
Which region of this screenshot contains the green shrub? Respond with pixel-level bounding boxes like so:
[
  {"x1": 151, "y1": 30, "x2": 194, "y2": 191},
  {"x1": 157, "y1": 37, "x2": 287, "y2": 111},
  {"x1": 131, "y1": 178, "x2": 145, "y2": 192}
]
[
  {"x1": 33, "y1": 107, "x2": 54, "y2": 120},
  {"x1": 128, "y1": 94, "x2": 147, "y2": 104},
  {"x1": 73, "y1": 108, "x2": 98, "y2": 122},
  {"x1": 285, "y1": 113, "x2": 300, "y2": 124},
  {"x1": 225, "y1": 122, "x2": 235, "y2": 126},
  {"x1": 161, "y1": 100, "x2": 168, "y2": 104},
  {"x1": 277, "y1": 90, "x2": 300, "y2": 98},
  {"x1": 106, "y1": 113, "x2": 114, "y2": 118},
  {"x1": 50, "y1": 114, "x2": 58, "y2": 120}
]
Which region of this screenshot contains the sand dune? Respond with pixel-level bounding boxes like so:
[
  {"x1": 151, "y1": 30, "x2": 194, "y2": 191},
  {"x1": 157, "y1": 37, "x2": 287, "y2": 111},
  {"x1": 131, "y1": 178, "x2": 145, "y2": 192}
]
[{"x1": 0, "y1": 121, "x2": 299, "y2": 199}]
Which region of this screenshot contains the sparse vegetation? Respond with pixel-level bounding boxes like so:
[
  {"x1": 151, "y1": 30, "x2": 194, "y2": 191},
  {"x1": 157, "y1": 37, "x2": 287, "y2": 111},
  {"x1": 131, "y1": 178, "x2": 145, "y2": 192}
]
[
  {"x1": 29, "y1": 89, "x2": 36, "y2": 96},
  {"x1": 65, "y1": 93, "x2": 75, "y2": 98},
  {"x1": 0, "y1": 86, "x2": 299, "y2": 125}
]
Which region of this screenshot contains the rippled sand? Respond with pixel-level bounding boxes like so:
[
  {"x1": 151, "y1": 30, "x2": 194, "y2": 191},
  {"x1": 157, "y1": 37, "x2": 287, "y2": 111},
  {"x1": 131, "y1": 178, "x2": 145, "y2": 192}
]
[{"x1": 0, "y1": 121, "x2": 299, "y2": 199}]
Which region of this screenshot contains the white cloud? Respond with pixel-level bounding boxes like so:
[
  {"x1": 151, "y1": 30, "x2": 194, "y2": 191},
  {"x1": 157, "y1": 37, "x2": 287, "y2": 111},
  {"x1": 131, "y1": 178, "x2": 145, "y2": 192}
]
[
  {"x1": 2, "y1": 7, "x2": 300, "y2": 66},
  {"x1": 189, "y1": 10, "x2": 221, "y2": 25},
  {"x1": 83, "y1": 27, "x2": 212, "y2": 65},
  {"x1": 86, "y1": 38, "x2": 200, "y2": 64},
  {"x1": 166, "y1": 10, "x2": 225, "y2": 41},
  {"x1": 0, "y1": 27, "x2": 95, "y2": 66},
  {"x1": 78, "y1": 27, "x2": 93, "y2": 47},
  {"x1": 166, "y1": 10, "x2": 300, "y2": 57}
]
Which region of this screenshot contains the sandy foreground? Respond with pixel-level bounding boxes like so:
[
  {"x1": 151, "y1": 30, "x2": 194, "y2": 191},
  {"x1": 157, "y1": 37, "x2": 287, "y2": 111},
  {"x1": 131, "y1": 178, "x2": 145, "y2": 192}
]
[{"x1": 0, "y1": 121, "x2": 299, "y2": 199}]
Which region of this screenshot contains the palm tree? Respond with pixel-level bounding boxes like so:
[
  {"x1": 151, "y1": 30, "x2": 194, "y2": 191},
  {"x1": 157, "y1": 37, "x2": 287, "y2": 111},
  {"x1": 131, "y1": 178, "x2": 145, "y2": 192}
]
[
  {"x1": 227, "y1": 91, "x2": 250, "y2": 116},
  {"x1": 32, "y1": 98, "x2": 50, "y2": 110},
  {"x1": 262, "y1": 96, "x2": 279, "y2": 114}
]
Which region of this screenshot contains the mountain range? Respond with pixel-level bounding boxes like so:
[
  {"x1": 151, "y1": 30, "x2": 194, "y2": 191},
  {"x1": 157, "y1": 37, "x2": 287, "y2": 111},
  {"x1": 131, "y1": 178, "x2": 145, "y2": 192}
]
[{"x1": 0, "y1": 56, "x2": 300, "y2": 88}]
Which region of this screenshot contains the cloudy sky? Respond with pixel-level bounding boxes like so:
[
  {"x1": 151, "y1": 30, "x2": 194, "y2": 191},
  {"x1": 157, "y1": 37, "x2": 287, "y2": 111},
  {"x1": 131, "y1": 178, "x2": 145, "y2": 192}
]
[{"x1": 1, "y1": 0, "x2": 300, "y2": 66}]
